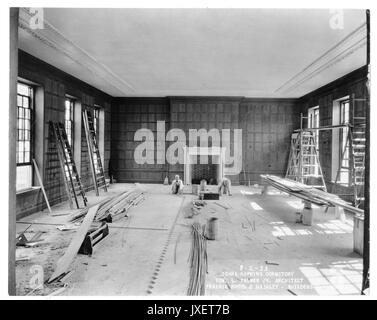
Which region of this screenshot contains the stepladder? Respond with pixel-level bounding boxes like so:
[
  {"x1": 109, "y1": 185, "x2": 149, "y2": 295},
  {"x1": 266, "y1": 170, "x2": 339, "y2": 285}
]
[{"x1": 285, "y1": 130, "x2": 327, "y2": 191}]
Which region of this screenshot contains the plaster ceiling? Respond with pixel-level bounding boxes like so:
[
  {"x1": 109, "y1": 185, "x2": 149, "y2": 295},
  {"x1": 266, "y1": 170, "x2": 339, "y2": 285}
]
[{"x1": 18, "y1": 8, "x2": 367, "y2": 98}]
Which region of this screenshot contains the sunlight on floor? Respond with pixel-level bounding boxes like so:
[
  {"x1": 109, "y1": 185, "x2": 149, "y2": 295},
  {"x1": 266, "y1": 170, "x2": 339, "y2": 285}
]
[
  {"x1": 270, "y1": 220, "x2": 353, "y2": 237},
  {"x1": 240, "y1": 189, "x2": 260, "y2": 196},
  {"x1": 250, "y1": 202, "x2": 263, "y2": 211},
  {"x1": 299, "y1": 260, "x2": 362, "y2": 295}
]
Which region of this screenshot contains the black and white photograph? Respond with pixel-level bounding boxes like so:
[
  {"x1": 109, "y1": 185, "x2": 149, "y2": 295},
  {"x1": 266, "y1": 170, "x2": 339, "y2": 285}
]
[{"x1": 2, "y1": 1, "x2": 375, "y2": 302}]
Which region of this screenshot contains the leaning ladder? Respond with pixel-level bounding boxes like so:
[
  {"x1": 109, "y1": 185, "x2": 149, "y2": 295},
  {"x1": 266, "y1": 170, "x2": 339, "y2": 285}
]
[
  {"x1": 50, "y1": 121, "x2": 87, "y2": 209},
  {"x1": 83, "y1": 109, "x2": 107, "y2": 196},
  {"x1": 332, "y1": 95, "x2": 366, "y2": 207},
  {"x1": 285, "y1": 130, "x2": 327, "y2": 191}
]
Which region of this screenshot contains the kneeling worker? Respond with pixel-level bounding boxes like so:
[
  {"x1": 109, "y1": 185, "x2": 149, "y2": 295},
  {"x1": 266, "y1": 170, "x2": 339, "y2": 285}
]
[
  {"x1": 218, "y1": 177, "x2": 232, "y2": 196},
  {"x1": 172, "y1": 175, "x2": 184, "y2": 194}
]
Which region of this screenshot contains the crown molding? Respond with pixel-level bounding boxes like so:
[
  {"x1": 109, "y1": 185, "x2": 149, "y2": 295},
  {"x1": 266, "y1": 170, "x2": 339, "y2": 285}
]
[
  {"x1": 18, "y1": 7, "x2": 135, "y2": 96},
  {"x1": 275, "y1": 23, "x2": 367, "y2": 95}
]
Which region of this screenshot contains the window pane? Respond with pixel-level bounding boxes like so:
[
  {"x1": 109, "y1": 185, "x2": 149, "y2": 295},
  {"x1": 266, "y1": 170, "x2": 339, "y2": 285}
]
[
  {"x1": 23, "y1": 97, "x2": 29, "y2": 108},
  {"x1": 16, "y1": 165, "x2": 32, "y2": 191},
  {"x1": 17, "y1": 83, "x2": 30, "y2": 96},
  {"x1": 18, "y1": 152, "x2": 24, "y2": 164},
  {"x1": 17, "y1": 96, "x2": 23, "y2": 106},
  {"x1": 25, "y1": 141, "x2": 30, "y2": 152},
  {"x1": 18, "y1": 107, "x2": 23, "y2": 118}
]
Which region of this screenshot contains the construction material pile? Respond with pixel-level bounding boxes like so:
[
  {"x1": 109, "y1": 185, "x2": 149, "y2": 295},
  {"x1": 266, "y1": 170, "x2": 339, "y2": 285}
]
[
  {"x1": 69, "y1": 189, "x2": 145, "y2": 223},
  {"x1": 189, "y1": 200, "x2": 206, "y2": 217},
  {"x1": 187, "y1": 222, "x2": 208, "y2": 296},
  {"x1": 261, "y1": 174, "x2": 364, "y2": 215},
  {"x1": 95, "y1": 190, "x2": 144, "y2": 222}
]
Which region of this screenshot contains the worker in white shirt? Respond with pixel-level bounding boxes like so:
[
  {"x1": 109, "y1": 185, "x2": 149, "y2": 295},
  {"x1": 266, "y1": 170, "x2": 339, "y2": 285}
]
[
  {"x1": 218, "y1": 177, "x2": 232, "y2": 196},
  {"x1": 171, "y1": 175, "x2": 184, "y2": 194}
]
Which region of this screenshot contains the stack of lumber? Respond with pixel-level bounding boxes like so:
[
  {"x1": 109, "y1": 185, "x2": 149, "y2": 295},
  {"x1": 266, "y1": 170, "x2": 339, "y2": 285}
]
[
  {"x1": 261, "y1": 175, "x2": 364, "y2": 215},
  {"x1": 49, "y1": 188, "x2": 146, "y2": 283},
  {"x1": 95, "y1": 190, "x2": 145, "y2": 222},
  {"x1": 68, "y1": 188, "x2": 145, "y2": 223},
  {"x1": 187, "y1": 222, "x2": 208, "y2": 296}
]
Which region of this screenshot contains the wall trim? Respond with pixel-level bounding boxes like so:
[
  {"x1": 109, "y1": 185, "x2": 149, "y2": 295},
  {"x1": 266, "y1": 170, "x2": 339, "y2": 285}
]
[
  {"x1": 276, "y1": 23, "x2": 367, "y2": 95},
  {"x1": 18, "y1": 7, "x2": 135, "y2": 97}
]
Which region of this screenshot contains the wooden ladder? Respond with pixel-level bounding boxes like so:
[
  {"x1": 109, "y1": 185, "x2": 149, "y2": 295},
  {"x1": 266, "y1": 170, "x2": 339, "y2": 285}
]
[
  {"x1": 332, "y1": 123, "x2": 366, "y2": 207},
  {"x1": 83, "y1": 109, "x2": 107, "y2": 196},
  {"x1": 50, "y1": 121, "x2": 87, "y2": 209},
  {"x1": 352, "y1": 123, "x2": 366, "y2": 207},
  {"x1": 332, "y1": 95, "x2": 366, "y2": 208},
  {"x1": 286, "y1": 130, "x2": 327, "y2": 191}
]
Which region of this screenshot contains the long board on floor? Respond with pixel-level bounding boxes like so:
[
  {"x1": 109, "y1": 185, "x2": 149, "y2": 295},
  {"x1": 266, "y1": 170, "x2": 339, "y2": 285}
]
[
  {"x1": 48, "y1": 204, "x2": 100, "y2": 283},
  {"x1": 261, "y1": 174, "x2": 364, "y2": 215}
]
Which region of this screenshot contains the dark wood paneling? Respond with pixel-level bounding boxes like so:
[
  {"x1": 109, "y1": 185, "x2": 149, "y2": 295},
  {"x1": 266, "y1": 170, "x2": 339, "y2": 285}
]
[
  {"x1": 112, "y1": 97, "x2": 301, "y2": 184},
  {"x1": 17, "y1": 51, "x2": 112, "y2": 217}
]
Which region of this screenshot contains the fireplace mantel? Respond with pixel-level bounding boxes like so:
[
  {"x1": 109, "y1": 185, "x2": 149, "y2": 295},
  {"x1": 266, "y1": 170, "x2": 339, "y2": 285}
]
[{"x1": 183, "y1": 146, "x2": 225, "y2": 185}]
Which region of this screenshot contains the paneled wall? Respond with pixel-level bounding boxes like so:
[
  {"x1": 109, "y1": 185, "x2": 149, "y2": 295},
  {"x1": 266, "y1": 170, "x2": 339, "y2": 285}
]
[
  {"x1": 111, "y1": 98, "x2": 170, "y2": 183},
  {"x1": 299, "y1": 66, "x2": 368, "y2": 197},
  {"x1": 111, "y1": 97, "x2": 300, "y2": 185},
  {"x1": 239, "y1": 99, "x2": 300, "y2": 184},
  {"x1": 17, "y1": 51, "x2": 112, "y2": 218}
]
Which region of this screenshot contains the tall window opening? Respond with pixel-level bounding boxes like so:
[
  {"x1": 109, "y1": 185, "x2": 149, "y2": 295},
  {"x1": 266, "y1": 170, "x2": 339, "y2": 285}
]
[
  {"x1": 65, "y1": 98, "x2": 75, "y2": 150},
  {"x1": 16, "y1": 83, "x2": 34, "y2": 191},
  {"x1": 339, "y1": 99, "x2": 350, "y2": 184},
  {"x1": 308, "y1": 106, "x2": 320, "y2": 176}
]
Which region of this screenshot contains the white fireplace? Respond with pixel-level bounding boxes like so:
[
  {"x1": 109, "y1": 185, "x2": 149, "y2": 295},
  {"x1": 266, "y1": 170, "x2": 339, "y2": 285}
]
[{"x1": 183, "y1": 146, "x2": 225, "y2": 185}]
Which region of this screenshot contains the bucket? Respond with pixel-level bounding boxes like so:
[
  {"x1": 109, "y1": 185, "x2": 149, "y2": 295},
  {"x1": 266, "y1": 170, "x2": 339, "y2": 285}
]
[{"x1": 206, "y1": 217, "x2": 218, "y2": 240}]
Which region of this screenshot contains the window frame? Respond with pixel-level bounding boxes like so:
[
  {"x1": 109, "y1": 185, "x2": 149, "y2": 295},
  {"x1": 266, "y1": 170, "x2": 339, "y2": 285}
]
[
  {"x1": 307, "y1": 106, "x2": 320, "y2": 177},
  {"x1": 65, "y1": 97, "x2": 75, "y2": 152},
  {"x1": 16, "y1": 82, "x2": 35, "y2": 191},
  {"x1": 338, "y1": 98, "x2": 351, "y2": 186},
  {"x1": 93, "y1": 106, "x2": 101, "y2": 135}
]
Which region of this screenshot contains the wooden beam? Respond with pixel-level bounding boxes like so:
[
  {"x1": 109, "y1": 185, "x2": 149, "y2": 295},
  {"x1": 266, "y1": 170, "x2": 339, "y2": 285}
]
[
  {"x1": 362, "y1": 9, "x2": 370, "y2": 294},
  {"x1": 32, "y1": 159, "x2": 52, "y2": 214},
  {"x1": 48, "y1": 204, "x2": 100, "y2": 283},
  {"x1": 9, "y1": 7, "x2": 19, "y2": 296},
  {"x1": 261, "y1": 175, "x2": 364, "y2": 215}
]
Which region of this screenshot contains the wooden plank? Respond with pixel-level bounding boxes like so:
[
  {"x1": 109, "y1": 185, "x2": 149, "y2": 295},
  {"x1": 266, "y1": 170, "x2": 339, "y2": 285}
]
[
  {"x1": 48, "y1": 204, "x2": 100, "y2": 283},
  {"x1": 32, "y1": 159, "x2": 52, "y2": 214},
  {"x1": 261, "y1": 175, "x2": 364, "y2": 215}
]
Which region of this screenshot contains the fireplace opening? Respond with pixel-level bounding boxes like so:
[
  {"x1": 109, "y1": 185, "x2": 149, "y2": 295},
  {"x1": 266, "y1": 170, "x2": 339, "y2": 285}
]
[{"x1": 191, "y1": 155, "x2": 219, "y2": 185}]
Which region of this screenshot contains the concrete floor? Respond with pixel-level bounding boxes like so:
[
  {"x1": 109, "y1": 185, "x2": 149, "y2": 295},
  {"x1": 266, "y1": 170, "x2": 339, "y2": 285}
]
[{"x1": 15, "y1": 183, "x2": 363, "y2": 296}]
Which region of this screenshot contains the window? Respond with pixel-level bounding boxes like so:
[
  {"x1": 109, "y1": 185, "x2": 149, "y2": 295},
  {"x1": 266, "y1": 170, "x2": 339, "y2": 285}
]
[
  {"x1": 16, "y1": 83, "x2": 34, "y2": 191},
  {"x1": 308, "y1": 106, "x2": 320, "y2": 176},
  {"x1": 65, "y1": 98, "x2": 75, "y2": 150},
  {"x1": 93, "y1": 107, "x2": 101, "y2": 173},
  {"x1": 308, "y1": 106, "x2": 319, "y2": 150},
  {"x1": 339, "y1": 99, "x2": 350, "y2": 184},
  {"x1": 93, "y1": 107, "x2": 100, "y2": 135}
]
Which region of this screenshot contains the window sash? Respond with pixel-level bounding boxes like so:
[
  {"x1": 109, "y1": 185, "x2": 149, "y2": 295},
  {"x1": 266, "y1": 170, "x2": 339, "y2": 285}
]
[
  {"x1": 16, "y1": 85, "x2": 33, "y2": 166},
  {"x1": 65, "y1": 98, "x2": 75, "y2": 150},
  {"x1": 338, "y1": 100, "x2": 350, "y2": 185}
]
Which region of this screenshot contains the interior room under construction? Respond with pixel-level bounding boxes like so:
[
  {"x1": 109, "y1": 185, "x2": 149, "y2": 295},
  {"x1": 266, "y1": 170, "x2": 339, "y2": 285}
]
[{"x1": 9, "y1": 8, "x2": 370, "y2": 296}]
